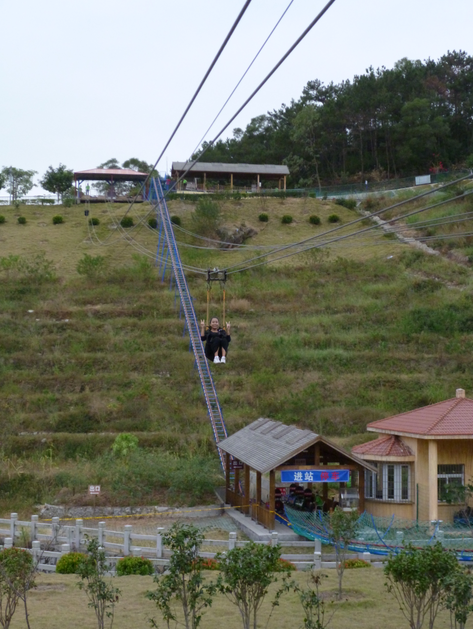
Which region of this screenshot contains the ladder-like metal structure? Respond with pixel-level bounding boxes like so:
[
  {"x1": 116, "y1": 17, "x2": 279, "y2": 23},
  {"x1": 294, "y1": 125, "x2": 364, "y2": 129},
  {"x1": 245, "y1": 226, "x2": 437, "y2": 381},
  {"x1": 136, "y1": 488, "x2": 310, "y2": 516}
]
[{"x1": 152, "y1": 179, "x2": 229, "y2": 472}]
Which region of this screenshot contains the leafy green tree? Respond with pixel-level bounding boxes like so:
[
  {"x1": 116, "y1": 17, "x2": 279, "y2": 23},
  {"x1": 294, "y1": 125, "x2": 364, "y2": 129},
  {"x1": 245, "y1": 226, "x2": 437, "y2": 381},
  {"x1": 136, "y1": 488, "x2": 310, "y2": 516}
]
[
  {"x1": 40, "y1": 164, "x2": 74, "y2": 201},
  {"x1": 77, "y1": 537, "x2": 120, "y2": 629},
  {"x1": 147, "y1": 522, "x2": 216, "y2": 629},
  {"x1": 1, "y1": 167, "x2": 36, "y2": 202},
  {"x1": 292, "y1": 571, "x2": 334, "y2": 629},
  {"x1": 0, "y1": 170, "x2": 5, "y2": 191},
  {"x1": 384, "y1": 542, "x2": 459, "y2": 629},
  {"x1": 0, "y1": 547, "x2": 36, "y2": 629},
  {"x1": 443, "y1": 567, "x2": 473, "y2": 629},
  {"x1": 329, "y1": 507, "x2": 358, "y2": 600},
  {"x1": 216, "y1": 541, "x2": 289, "y2": 629}
]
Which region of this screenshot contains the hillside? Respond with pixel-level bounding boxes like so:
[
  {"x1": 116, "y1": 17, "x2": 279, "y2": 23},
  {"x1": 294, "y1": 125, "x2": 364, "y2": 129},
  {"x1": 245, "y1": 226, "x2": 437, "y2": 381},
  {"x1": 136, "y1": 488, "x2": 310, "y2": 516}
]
[{"x1": 0, "y1": 195, "x2": 472, "y2": 514}]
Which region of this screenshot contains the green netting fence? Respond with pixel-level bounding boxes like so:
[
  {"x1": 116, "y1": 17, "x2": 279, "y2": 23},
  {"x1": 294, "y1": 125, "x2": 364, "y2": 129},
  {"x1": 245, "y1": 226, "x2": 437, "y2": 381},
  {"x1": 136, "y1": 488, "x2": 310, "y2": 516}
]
[{"x1": 285, "y1": 505, "x2": 473, "y2": 560}]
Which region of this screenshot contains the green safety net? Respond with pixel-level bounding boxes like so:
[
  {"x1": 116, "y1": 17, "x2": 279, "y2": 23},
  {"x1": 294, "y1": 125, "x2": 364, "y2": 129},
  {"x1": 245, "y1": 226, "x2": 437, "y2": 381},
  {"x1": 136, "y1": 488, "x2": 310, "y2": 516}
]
[{"x1": 284, "y1": 505, "x2": 473, "y2": 560}]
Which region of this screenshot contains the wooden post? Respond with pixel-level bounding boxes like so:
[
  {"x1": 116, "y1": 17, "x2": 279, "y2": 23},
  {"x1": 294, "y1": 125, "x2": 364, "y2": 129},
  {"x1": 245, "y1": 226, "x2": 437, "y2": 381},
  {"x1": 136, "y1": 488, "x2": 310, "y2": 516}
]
[
  {"x1": 278, "y1": 178, "x2": 281, "y2": 190},
  {"x1": 225, "y1": 452, "x2": 230, "y2": 503},
  {"x1": 322, "y1": 482, "x2": 328, "y2": 501},
  {"x1": 257, "y1": 174, "x2": 260, "y2": 192},
  {"x1": 234, "y1": 467, "x2": 240, "y2": 499},
  {"x1": 244, "y1": 464, "x2": 250, "y2": 515},
  {"x1": 230, "y1": 173, "x2": 233, "y2": 191},
  {"x1": 358, "y1": 468, "x2": 365, "y2": 512},
  {"x1": 269, "y1": 470, "x2": 275, "y2": 530},
  {"x1": 283, "y1": 175, "x2": 287, "y2": 191},
  {"x1": 203, "y1": 173, "x2": 206, "y2": 191},
  {"x1": 256, "y1": 471, "x2": 262, "y2": 505}
]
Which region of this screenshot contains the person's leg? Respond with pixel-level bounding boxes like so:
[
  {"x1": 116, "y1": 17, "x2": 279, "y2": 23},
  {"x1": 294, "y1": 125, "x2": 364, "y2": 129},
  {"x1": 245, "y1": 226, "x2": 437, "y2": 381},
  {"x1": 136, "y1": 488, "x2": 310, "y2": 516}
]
[{"x1": 219, "y1": 338, "x2": 229, "y2": 363}]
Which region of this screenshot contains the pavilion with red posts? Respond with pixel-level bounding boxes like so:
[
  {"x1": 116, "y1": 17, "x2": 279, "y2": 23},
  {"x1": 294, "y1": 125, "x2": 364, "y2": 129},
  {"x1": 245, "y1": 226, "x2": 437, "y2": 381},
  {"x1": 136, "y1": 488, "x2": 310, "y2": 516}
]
[
  {"x1": 217, "y1": 418, "x2": 375, "y2": 531},
  {"x1": 73, "y1": 168, "x2": 149, "y2": 203}
]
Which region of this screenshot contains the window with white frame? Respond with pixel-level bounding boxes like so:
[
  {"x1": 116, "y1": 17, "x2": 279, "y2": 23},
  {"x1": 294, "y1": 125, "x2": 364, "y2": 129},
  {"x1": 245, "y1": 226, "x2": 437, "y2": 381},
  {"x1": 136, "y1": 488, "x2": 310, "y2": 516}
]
[
  {"x1": 364, "y1": 463, "x2": 411, "y2": 502},
  {"x1": 438, "y1": 464, "x2": 464, "y2": 502}
]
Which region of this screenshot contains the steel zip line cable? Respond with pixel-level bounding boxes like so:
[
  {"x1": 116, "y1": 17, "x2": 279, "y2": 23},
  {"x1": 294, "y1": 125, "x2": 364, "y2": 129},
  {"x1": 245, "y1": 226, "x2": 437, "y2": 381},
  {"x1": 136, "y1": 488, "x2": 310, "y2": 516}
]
[
  {"x1": 189, "y1": 0, "x2": 295, "y2": 160},
  {"x1": 122, "y1": 0, "x2": 253, "y2": 218},
  {"x1": 220, "y1": 172, "x2": 473, "y2": 273},
  {"x1": 225, "y1": 189, "x2": 473, "y2": 274},
  {"x1": 165, "y1": 0, "x2": 339, "y2": 198}
]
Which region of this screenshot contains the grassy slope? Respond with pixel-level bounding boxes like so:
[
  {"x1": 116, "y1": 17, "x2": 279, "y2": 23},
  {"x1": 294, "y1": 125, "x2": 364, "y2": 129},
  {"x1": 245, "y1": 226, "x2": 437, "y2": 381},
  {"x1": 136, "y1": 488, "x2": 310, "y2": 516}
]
[{"x1": 1, "y1": 196, "x2": 472, "y2": 511}]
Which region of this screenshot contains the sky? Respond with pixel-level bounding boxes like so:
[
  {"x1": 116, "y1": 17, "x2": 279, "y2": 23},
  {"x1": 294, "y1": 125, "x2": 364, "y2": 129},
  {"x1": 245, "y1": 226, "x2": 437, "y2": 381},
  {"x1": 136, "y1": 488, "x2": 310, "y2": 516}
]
[{"x1": 1, "y1": 0, "x2": 472, "y2": 195}]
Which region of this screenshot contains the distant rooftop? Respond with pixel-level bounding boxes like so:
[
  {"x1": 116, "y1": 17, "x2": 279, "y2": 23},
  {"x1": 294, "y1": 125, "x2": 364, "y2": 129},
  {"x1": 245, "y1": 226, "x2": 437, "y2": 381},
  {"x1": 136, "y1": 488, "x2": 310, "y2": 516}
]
[
  {"x1": 352, "y1": 435, "x2": 415, "y2": 459},
  {"x1": 74, "y1": 168, "x2": 148, "y2": 181},
  {"x1": 172, "y1": 162, "x2": 290, "y2": 176}
]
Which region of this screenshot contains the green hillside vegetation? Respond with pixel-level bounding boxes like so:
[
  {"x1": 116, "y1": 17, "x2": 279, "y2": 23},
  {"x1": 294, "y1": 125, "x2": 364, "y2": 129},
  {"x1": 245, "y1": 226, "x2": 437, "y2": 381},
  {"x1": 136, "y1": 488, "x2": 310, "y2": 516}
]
[{"x1": 0, "y1": 196, "x2": 472, "y2": 514}]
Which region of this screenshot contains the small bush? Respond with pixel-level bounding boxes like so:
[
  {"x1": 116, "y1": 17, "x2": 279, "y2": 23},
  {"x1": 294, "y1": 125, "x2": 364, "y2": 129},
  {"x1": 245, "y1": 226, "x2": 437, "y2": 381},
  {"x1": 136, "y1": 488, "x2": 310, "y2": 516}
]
[
  {"x1": 281, "y1": 215, "x2": 293, "y2": 224},
  {"x1": 328, "y1": 214, "x2": 340, "y2": 223},
  {"x1": 0, "y1": 215, "x2": 5, "y2": 224},
  {"x1": 120, "y1": 216, "x2": 134, "y2": 228},
  {"x1": 199, "y1": 558, "x2": 219, "y2": 571},
  {"x1": 309, "y1": 215, "x2": 321, "y2": 225},
  {"x1": 148, "y1": 217, "x2": 158, "y2": 229},
  {"x1": 170, "y1": 215, "x2": 181, "y2": 226},
  {"x1": 76, "y1": 254, "x2": 108, "y2": 280},
  {"x1": 17, "y1": 216, "x2": 26, "y2": 225},
  {"x1": 274, "y1": 558, "x2": 296, "y2": 572},
  {"x1": 232, "y1": 192, "x2": 242, "y2": 201},
  {"x1": 52, "y1": 215, "x2": 64, "y2": 225},
  {"x1": 335, "y1": 197, "x2": 357, "y2": 210},
  {"x1": 56, "y1": 552, "x2": 86, "y2": 574},
  {"x1": 116, "y1": 556, "x2": 153, "y2": 576},
  {"x1": 88, "y1": 217, "x2": 100, "y2": 226},
  {"x1": 258, "y1": 213, "x2": 269, "y2": 222},
  {"x1": 344, "y1": 558, "x2": 372, "y2": 569},
  {"x1": 63, "y1": 196, "x2": 75, "y2": 208}
]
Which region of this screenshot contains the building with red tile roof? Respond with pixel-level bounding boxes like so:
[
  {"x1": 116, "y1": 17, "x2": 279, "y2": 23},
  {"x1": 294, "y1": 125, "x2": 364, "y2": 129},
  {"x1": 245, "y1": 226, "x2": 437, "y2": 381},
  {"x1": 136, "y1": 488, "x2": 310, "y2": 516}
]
[{"x1": 352, "y1": 389, "x2": 473, "y2": 523}]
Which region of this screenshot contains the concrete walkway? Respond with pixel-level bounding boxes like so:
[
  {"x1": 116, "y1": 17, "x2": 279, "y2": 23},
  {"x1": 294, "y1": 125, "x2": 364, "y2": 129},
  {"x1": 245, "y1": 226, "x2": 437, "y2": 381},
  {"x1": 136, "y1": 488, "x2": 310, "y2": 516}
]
[{"x1": 224, "y1": 505, "x2": 303, "y2": 542}]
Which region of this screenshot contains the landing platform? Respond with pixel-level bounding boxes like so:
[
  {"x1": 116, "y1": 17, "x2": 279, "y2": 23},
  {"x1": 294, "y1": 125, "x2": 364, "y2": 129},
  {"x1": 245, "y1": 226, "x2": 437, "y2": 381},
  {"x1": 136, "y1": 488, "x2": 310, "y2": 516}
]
[{"x1": 224, "y1": 504, "x2": 303, "y2": 542}]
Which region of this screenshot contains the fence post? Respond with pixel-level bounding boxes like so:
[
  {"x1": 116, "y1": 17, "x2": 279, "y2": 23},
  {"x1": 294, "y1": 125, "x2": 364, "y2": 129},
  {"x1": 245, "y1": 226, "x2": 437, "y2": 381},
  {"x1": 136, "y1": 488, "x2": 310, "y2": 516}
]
[
  {"x1": 61, "y1": 544, "x2": 70, "y2": 555},
  {"x1": 75, "y1": 519, "x2": 83, "y2": 551},
  {"x1": 98, "y1": 522, "x2": 105, "y2": 548},
  {"x1": 30, "y1": 515, "x2": 38, "y2": 542},
  {"x1": 362, "y1": 551, "x2": 371, "y2": 564},
  {"x1": 270, "y1": 531, "x2": 278, "y2": 547},
  {"x1": 228, "y1": 532, "x2": 237, "y2": 551},
  {"x1": 314, "y1": 538, "x2": 321, "y2": 555},
  {"x1": 4, "y1": 538, "x2": 13, "y2": 550},
  {"x1": 156, "y1": 527, "x2": 164, "y2": 558},
  {"x1": 52, "y1": 516, "x2": 60, "y2": 544},
  {"x1": 32, "y1": 540, "x2": 40, "y2": 564},
  {"x1": 10, "y1": 513, "x2": 18, "y2": 542},
  {"x1": 66, "y1": 526, "x2": 74, "y2": 549},
  {"x1": 313, "y1": 551, "x2": 322, "y2": 570},
  {"x1": 124, "y1": 525, "x2": 132, "y2": 556}
]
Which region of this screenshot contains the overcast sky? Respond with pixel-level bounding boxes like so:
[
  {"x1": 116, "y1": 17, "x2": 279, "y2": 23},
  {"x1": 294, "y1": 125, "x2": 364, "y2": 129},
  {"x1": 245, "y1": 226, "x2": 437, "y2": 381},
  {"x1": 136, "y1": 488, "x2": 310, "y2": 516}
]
[{"x1": 1, "y1": 0, "x2": 472, "y2": 194}]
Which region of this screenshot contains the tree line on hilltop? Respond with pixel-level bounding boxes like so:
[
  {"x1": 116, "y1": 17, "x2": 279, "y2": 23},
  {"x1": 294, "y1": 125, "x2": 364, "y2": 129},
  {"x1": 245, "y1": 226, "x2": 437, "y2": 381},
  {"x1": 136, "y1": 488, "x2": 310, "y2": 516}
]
[{"x1": 194, "y1": 50, "x2": 473, "y2": 189}]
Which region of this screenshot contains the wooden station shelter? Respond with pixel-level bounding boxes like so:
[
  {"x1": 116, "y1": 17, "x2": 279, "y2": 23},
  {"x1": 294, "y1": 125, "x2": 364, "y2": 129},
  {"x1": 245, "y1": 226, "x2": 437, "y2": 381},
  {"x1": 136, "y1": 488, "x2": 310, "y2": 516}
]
[
  {"x1": 218, "y1": 418, "x2": 375, "y2": 530},
  {"x1": 74, "y1": 168, "x2": 148, "y2": 202},
  {"x1": 171, "y1": 161, "x2": 290, "y2": 192}
]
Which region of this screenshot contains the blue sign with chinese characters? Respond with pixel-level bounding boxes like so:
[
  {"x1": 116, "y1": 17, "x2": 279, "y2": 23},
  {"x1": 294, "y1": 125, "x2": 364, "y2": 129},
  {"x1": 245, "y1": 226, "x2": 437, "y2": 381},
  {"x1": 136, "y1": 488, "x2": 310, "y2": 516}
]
[{"x1": 280, "y1": 469, "x2": 350, "y2": 483}]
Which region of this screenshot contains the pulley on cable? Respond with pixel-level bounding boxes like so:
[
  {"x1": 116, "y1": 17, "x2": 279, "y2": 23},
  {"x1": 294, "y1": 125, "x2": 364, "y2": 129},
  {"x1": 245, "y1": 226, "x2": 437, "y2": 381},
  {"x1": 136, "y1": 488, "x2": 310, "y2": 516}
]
[{"x1": 199, "y1": 268, "x2": 232, "y2": 365}]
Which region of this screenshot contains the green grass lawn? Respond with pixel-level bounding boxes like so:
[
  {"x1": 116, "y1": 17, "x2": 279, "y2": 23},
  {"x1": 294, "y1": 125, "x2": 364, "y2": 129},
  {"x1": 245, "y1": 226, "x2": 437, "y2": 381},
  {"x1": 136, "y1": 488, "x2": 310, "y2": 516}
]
[{"x1": 9, "y1": 568, "x2": 457, "y2": 629}]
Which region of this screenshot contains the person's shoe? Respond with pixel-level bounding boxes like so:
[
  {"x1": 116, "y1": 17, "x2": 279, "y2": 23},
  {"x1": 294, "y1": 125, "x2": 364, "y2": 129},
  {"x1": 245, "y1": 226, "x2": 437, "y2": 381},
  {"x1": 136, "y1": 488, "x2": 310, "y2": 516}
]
[
  {"x1": 220, "y1": 356, "x2": 226, "y2": 364},
  {"x1": 213, "y1": 356, "x2": 220, "y2": 364}
]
